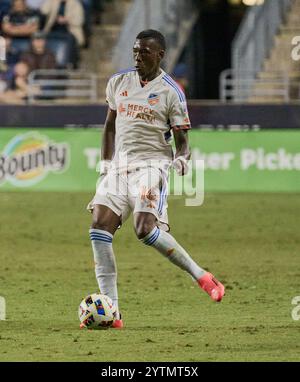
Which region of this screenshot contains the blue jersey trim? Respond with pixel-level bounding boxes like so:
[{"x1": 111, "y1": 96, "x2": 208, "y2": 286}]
[
  {"x1": 162, "y1": 75, "x2": 186, "y2": 102},
  {"x1": 165, "y1": 74, "x2": 186, "y2": 100}
]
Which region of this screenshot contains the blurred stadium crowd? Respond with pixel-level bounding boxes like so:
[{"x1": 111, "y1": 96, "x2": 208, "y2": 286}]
[
  {"x1": 0, "y1": 0, "x2": 299, "y2": 105},
  {"x1": 0, "y1": 0, "x2": 107, "y2": 102}
]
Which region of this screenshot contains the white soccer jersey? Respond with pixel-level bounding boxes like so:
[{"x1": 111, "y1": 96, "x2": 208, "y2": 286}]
[{"x1": 106, "y1": 68, "x2": 191, "y2": 169}]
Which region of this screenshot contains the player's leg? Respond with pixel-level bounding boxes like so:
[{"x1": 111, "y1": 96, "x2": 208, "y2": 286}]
[
  {"x1": 90, "y1": 204, "x2": 122, "y2": 321},
  {"x1": 134, "y1": 211, "x2": 206, "y2": 280},
  {"x1": 134, "y1": 213, "x2": 225, "y2": 302},
  {"x1": 91, "y1": 204, "x2": 121, "y2": 233},
  {"x1": 88, "y1": 168, "x2": 132, "y2": 328}
]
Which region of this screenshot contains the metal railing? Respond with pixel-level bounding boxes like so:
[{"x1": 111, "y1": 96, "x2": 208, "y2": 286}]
[
  {"x1": 112, "y1": 0, "x2": 199, "y2": 73},
  {"x1": 220, "y1": 69, "x2": 294, "y2": 102},
  {"x1": 27, "y1": 70, "x2": 98, "y2": 104},
  {"x1": 232, "y1": 0, "x2": 292, "y2": 91}
]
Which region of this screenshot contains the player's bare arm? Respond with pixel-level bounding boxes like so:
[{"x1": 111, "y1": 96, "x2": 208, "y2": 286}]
[
  {"x1": 173, "y1": 128, "x2": 191, "y2": 161},
  {"x1": 101, "y1": 108, "x2": 116, "y2": 161},
  {"x1": 172, "y1": 128, "x2": 191, "y2": 176},
  {"x1": 91, "y1": 108, "x2": 120, "y2": 236}
]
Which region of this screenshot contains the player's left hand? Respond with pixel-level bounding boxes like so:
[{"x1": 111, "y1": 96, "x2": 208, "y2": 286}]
[{"x1": 172, "y1": 156, "x2": 189, "y2": 176}]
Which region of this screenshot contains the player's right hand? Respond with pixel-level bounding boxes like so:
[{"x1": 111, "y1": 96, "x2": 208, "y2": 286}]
[
  {"x1": 99, "y1": 160, "x2": 111, "y2": 177},
  {"x1": 96, "y1": 160, "x2": 111, "y2": 189}
]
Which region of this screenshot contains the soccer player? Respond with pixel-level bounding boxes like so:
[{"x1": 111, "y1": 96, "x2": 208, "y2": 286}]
[{"x1": 87, "y1": 29, "x2": 225, "y2": 329}]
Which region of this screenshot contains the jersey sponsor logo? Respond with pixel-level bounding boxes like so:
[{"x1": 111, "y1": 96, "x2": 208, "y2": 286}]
[
  {"x1": 118, "y1": 103, "x2": 157, "y2": 123},
  {"x1": 148, "y1": 93, "x2": 160, "y2": 106},
  {"x1": 134, "y1": 111, "x2": 156, "y2": 123},
  {"x1": 0, "y1": 132, "x2": 69, "y2": 187}
]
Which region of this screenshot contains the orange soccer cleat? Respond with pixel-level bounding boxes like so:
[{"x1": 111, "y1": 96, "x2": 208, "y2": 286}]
[
  {"x1": 198, "y1": 272, "x2": 225, "y2": 302},
  {"x1": 112, "y1": 319, "x2": 124, "y2": 329}
]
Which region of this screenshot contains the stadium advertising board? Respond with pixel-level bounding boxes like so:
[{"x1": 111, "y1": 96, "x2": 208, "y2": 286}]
[{"x1": 0, "y1": 129, "x2": 300, "y2": 192}]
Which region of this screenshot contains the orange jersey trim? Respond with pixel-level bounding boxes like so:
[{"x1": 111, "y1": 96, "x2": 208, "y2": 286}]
[{"x1": 172, "y1": 125, "x2": 191, "y2": 131}]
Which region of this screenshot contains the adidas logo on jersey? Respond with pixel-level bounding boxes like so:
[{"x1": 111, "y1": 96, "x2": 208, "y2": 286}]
[{"x1": 120, "y1": 90, "x2": 128, "y2": 97}]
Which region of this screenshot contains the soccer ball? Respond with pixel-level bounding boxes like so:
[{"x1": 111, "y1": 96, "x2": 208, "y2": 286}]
[{"x1": 78, "y1": 293, "x2": 116, "y2": 329}]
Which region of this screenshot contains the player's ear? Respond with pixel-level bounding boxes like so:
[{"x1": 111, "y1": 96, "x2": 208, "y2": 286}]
[{"x1": 159, "y1": 49, "x2": 165, "y2": 60}]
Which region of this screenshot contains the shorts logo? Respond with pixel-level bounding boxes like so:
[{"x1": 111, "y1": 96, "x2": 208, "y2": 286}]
[
  {"x1": 147, "y1": 93, "x2": 160, "y2": 106},
  {"x1": 140, "y1": 186, "x2": 158, "y2": 209},
  {"x1": 0, "y1": 132, "x2": 69, "y2": 187}
]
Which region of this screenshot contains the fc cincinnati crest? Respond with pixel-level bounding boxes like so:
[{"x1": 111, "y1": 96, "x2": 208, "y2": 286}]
[{"x1": 147, "y1": 93, "x2": 160, "y2": 106}]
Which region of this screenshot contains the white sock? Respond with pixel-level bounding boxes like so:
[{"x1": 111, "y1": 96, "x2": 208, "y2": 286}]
[
  {"x1": 89, "y1": 229, "x2": 120, "y2": 319},
  {"x1": 141, "y1": 227, "x2": 206, "y2": 281}
]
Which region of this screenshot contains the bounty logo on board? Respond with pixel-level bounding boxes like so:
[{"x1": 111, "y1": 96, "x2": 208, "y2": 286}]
[{"x1": 0, "y1": 132, "x2": 69, "y2": 187}]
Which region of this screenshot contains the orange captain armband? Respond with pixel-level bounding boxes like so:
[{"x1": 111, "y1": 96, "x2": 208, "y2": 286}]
[{"x1": 172, "y1": 125, "x2": 191, "y2": 131}]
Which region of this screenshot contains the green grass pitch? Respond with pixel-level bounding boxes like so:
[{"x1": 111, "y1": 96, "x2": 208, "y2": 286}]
[{"x1": 0, "y1": 192, "x2": 299, "y2": 362}]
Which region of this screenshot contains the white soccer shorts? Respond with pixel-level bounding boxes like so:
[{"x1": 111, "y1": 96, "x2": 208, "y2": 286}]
[{"x1": 88, "y1": 166, "x2": 169, "y2": 231}]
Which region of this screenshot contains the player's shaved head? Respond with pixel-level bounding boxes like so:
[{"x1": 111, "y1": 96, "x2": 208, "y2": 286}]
[
  {"x1": 136, "y1": 29, "x2": 166, "y2": 51},
  {"x1": 133, "y1": 30, "x2": 166, "y2": 81}
]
